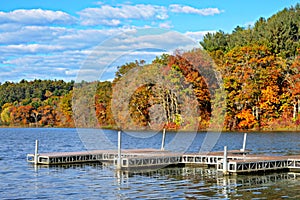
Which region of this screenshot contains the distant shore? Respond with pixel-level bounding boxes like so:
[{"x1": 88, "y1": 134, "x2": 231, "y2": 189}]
[{"x1": 0, "y1": 125, "x2": 300, "y2": 133}]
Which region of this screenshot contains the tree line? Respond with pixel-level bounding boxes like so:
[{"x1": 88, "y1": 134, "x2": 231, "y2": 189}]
[
  {"x1": 0, "y1": 79, "x2": 74, "y2": 127},
  {"x1": 1, "y1": 4, "x2": 300, "y2": 131}
]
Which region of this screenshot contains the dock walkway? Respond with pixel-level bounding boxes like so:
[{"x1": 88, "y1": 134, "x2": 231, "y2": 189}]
[{"x1": 27, "y1": 148, "x2": 300, "y2": 174}]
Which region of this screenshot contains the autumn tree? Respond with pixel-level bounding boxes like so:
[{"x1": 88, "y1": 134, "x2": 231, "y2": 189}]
[
  {"x1": 38, "y1": 105, "x2": 58, "y2": 127},
  {"x1": 59, "y1": 91, "x2": 74, "y2": 126},
  {"x1": 10, "y1": 105, "x2": 35, "y2": 126},
  {"x1": 168, "y1": 49, "x2": 213, "y2": 129},
  {"x1": 1, "y1": 103, "x2": 13, "y2": 125},
  {"x1": 95, "y1": 81, "x2": 114, "y2": 127},
  {"x1": 288, "y1": 50, "x2": 300, "y2": 120},
  {"x1": 221, "y1": 45, "x2": 288, "y2": 130}
]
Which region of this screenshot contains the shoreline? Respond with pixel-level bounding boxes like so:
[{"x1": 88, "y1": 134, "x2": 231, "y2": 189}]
[{"x1": 0, "y1": 126, "x2": 299, "y2": 133}]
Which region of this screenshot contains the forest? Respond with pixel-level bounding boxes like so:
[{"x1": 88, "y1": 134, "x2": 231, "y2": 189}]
[{"x1": 1, "y1": 4, "x2": 300, "y2": 131}]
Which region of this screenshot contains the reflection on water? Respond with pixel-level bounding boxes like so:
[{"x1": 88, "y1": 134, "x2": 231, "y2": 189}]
[
  {"x1": 39, "y1": 163, "x2": 300, "y2": 199},
  {"x1": 112, "y1": 166, "x2": 300, "y2": 199}
]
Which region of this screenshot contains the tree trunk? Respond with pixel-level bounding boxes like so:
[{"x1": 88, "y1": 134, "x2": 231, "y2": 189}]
[
  {"x1": 255, "y1": 106, "x2": 259, "y2": 120},
  {"x1": 298, "y1": 99, "x2": 300, "y2": 114},
  {"x1": 293, "y1": 103, "x2": 297, "y2": 119}
]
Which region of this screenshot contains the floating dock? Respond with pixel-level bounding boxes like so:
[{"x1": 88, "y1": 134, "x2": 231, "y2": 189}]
[
  {"x1": 27, "y1": 132, "x2": 300, "y2": 175},
  {"x1": 27, "y1": 149, "x2": 165, "y2": 165},
  {"x1": 27, "y1": 147, "x2": 300, "y2": 174},
  {"x1": 217, "y1": 155, "x2": 300, "y2": 174}
]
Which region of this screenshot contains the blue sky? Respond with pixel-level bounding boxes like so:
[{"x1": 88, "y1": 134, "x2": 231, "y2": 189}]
[{"x1": 0, "y1": 0, "x2": 299, "y2": 82}]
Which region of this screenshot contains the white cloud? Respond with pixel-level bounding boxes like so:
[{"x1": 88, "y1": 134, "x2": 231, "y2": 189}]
[
  {"x1": 78, "y1": 4, "x2": 168, "y2": 26},
  {"x1": 0, "y1": 25, "x2": 123, "y2": 82},
  {"x1": 1, "y1": 51, "x2": 88, "y2": 82},
  {"x1": 89, "y1": 30, "x2": 195, "y2": 53},
  {"x1": 75, "y1": 28, "x2": 199, "y2": 82},
  {"x1": 65, "y1": 69, "x2": 80, "y2": 76},
  {"x1": 0, "y1": 25, "x2": 119, "y2": 49},
  {"x1": 169, "y1": 4, "x2": 223, "y2": 16},
  {"x1": 0, "y1": 26, "x2": 69, "y2": 45},
  {"x1": 185, "y1": 30, "x2": 216, "y2": 42},
  {"x1": 0, "y1": 44, "x2": 66, "y2": 54},
  {"x1": 0, "y1": 27, "x2": 200, "y2": 83},
  {"x1": 0, "y1": 9, "x2": 77, "y2": 25},
  {"x1": 0, "y1": 4, "x2": 223, "y2": 83},
  {"x1": 78, "y1": 4, "x2": 223, "y2": 27},
  {"x1": 0, "y1": 23, "x2": 22, "y2": 32},
  {"x1": 159, "y1": 21, "x2": 173, "y2": 29},
  {"x1": 100, "y1": 19, "x2": 121, "y2": 26},
  {"x1": 4, "y1": 52, "x2": 85, "y2": 67}
]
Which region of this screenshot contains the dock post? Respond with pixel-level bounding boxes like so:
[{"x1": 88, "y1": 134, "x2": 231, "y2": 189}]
[
  {"x1": 161, "y1": 128, "x2": 166, "y2": 151},
  {"x1": 223, "y1": 146, "x2": 229, "y2": 175},
  {"x1": 241, "y1": 133, "x2": 247, "y2": 152},
  {"x1": 117, "y1": 130, "x2": 122, "y2": 170},
  {"x1": 34, "y1": 140, "x2": 39, "y2": 165}
]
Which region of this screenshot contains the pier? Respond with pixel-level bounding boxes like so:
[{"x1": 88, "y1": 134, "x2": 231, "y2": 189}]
[
  {"x1": 27, "y1": 132, "x2": 300, "y2": 175},
  {"x1": 27, "y1": 147, "x2": 300, "y2": 174}
]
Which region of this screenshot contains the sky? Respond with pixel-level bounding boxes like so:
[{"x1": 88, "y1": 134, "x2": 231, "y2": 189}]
[{"x1": 0, "y1": 0, "x2": 299, "y2": 83}]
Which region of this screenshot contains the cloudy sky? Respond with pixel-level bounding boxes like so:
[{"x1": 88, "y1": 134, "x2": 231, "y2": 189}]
[{"x1": 0, "y1": 0, "x2": 299, "y2": 82}]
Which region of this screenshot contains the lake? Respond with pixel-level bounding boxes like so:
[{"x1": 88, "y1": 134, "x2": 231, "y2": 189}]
[{"x1": 0, "y1": 128, "x2": 299, "y2": 199}]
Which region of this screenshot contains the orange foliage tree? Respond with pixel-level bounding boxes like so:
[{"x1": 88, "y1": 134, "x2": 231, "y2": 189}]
[
  {"x1": 167, "y1": 49, "x2": 213, "y2": 130},
  {"x1": 10, "y1": 105, "x2": 35, "y2": 126},
  {"x1": 221, "y1": 45, "x2": 287, "y2": 130}
]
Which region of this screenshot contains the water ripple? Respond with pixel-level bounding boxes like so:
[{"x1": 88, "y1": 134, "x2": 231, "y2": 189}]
[{"x1": 0, "y1": 128, "x2": 299, "y2": 199}]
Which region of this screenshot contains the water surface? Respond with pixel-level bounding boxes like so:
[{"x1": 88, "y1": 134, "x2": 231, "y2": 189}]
[{"x1": 0, "y1": 128, "x2": 299, "y2": 199}]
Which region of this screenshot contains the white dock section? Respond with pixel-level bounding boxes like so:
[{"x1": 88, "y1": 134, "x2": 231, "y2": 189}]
[
  {"x1": 27, "y1": 149, "x2": 165, "y2": 165},
  {"x1": 287, "y1": 156, "x2": 300, "y2": 171},
  {"x1": 216, "y1": 155, "x2": 300, "y2": 174},
  {"x1": 27, "y1": 150, "x2": 300, "y2": 174},
  {"x1": 120, "y1": 153, "x2": 182, "y2": 169},
  {"x1": 26, "y1": 139, "x2": 300, "y2": 174}
]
